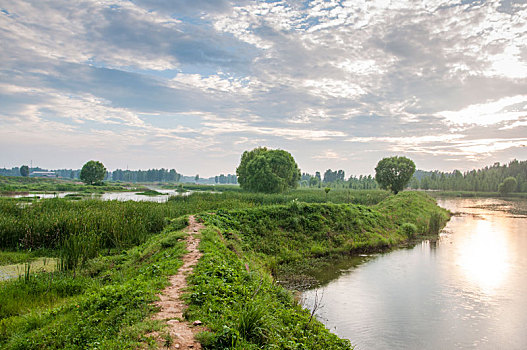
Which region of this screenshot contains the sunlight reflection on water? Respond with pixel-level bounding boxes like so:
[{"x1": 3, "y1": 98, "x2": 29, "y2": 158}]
[{"x1": 302, "y1": 197, "x2": 527, "y2": 350}]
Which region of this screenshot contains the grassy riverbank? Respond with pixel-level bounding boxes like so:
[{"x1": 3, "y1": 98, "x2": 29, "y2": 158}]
[
  {"x1": 0, "y1": 190, "x2": 448, "y2": 349},
  {"x1": 195, "y1": 191, "x2": 449, "y2": 290}
]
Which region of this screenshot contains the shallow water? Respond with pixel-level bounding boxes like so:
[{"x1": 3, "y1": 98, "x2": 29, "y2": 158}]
[
  {"x1": 1, "y1": 188, "x2": 193, "y2": 202},
  {"x1": 0, "y1": 257, "x2": 58, "y2": 281},
  {"x1": 302, "y1": 198, "x2": 527, "y2": 349}
]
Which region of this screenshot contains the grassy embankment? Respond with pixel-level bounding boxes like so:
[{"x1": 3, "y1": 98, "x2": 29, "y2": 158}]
[{"x1": 0, "y1": 190, "x2": 448, "y2": 349}]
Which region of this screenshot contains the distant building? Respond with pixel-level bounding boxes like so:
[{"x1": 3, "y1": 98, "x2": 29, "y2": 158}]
[{"x1": 30, "y1": 171, "x2": 57, "y2": 178}]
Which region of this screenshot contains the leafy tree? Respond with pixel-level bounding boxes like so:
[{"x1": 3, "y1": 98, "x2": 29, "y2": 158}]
[
  {"x1": 375, "y1": 156, "x2": 416, "y2": 194},
  {"x1": 236, "y1": 147, "x2": 301, "y2": 193},
  {"x1": 20, "y1": 165, "x2": 29, "y2": 177},
  {"x1": 80, "y1": 160, "x2": 106, "y2": 185},
  {"x1": 309, "y1": 176, "x2": 320, "y2": 187},
  {"x1": 498, "y1": 176, "x2": 517, "y2": 194}
]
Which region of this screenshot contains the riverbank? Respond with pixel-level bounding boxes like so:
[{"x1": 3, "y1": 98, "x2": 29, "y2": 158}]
[{"x1": 184, "y1": 191, "x2": 449, "y2": 348}]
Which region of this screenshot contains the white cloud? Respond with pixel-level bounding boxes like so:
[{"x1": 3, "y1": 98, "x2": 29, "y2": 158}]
[
  {"x1": 437, "y1": 95, "x2": 527, "y2": 126},
  {"x1": 202, "y1": 120, "x2": 346, "y2": 141}
]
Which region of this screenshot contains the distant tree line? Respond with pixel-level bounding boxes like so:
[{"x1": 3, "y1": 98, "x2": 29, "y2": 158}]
[
  {"x1": 0, "y1": 167, "x2": 84, "y2": 179},
  {"x1": 300, "y1": 169, "x2": 379, "y2": 189},
  {"x1": 214, "y1": 174, "x2": 238, "y2": 184},
  {"x1": 410, "y1": 159, "x2": 527, "y2": 193},
  {"x1": 112, "y1": 168, "x2": 181, "y2": 183}
]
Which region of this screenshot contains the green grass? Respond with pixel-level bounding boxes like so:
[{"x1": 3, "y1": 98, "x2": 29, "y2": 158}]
[
  {"x1": 137, "y1": 189, "x2": 165, "y2": 196},
  {"x1": 185, "y1": 226, "x2": 353, "y2": 349},
  {"x1": 198, "y1": 191, "x2": 449, "y2": 286},
  {"x1": 0, "y1": 218, "x2": 189, "y2": 349},
  {"x1": 0, "y1": 175, "x2": 144, "y2": 194},
  {"x1": 0, "y1": 250, "x2": 51, "y2": 265},
  {"x1": 0, "y1": 198, "x2": 175, "y2": 250}
]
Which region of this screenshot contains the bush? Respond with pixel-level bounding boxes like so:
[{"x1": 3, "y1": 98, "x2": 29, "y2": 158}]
[
  {"x1": 428, "y1": 212, "x2": 443, "y2": 234},
  {"x1": 400, "y1": 223, "x2": 417, "y2": 238}
]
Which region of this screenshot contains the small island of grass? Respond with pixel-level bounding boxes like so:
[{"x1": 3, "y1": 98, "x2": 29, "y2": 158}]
[{"x1": 136, "y1": 189, "x2": 166, "y2": 196}]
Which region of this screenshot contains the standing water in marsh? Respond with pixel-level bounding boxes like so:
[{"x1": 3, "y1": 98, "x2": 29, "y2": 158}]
[{"x1": 302, "y1": 197, "x2": 527, "y2": 349}]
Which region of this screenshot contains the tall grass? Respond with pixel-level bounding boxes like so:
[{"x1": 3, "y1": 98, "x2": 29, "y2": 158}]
[
  {"x1": 0, "y1": 199, "x2": 172, "y2": 250},
  {"x1": 0, "y1": 219, "x2": 188, "y2": 349},
  {"x1": 0, "y1": 189, "x2": 390, "y2": 272}
]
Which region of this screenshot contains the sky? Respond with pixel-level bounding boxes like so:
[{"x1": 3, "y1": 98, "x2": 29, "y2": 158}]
[{"x1": 1, "y1": 0, "x2": 526, "y2": 177}]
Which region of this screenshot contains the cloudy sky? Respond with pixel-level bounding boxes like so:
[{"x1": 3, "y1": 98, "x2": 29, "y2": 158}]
[{"x1": 1, "y1": 0, "x2": 526, "y2": 176}]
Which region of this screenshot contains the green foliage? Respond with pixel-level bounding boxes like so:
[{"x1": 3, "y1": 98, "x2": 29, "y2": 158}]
[
  {"x1": 375, "y1": 156, "x2": 416, "y2": 194},
  {"x1": 0, "y1": 219, "x2": 188, "y2": 349},
  {"x1": 236, "y1": 147, "x2": 301, "y2": 193},
  {"x1": 80, "y1": 160, "x2": 106, "y2": 186},
  {"x1": 414, "y1": 159, "x2": 527, "y2": 193},
  {"x1": 400, "y1": 223, "x2": 417, "y2": 238},
  {"x1": 0, "y1": 199, "x2": 171, "y2": 250},
  {"x1": 136, "y1": 189, "x2": 164, "y2": 196},
  {"x1": 498, "y1": 176, "x2": 518, "y2": 194},
  {"x1": 19, "y1": 166, "x2": 29, "y2": 177},
  {"x1": 0, "y1": 175, "x2": 141, "y2": 193},
  {"x1": 186, "y1": 227, "x2": 353, "y2": 349},
  {"x1": 427, "y1": 212, "x2": 443, "y2": 234},
  {"x1": 199, "y1": 191, "x2": 449, "y2": 284},
  {"x1": 58, "y1": 231, "x2": 100, "y2": 274}
]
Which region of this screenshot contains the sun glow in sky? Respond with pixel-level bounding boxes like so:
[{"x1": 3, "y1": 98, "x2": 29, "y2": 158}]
[{"x1": 0, "y1": 0, "x2": 526, "y2": 176}]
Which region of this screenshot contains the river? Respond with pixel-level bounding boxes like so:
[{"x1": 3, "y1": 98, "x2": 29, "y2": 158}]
[{"x1": 302, "y1": 197, "x2": 527, "y2": 349}]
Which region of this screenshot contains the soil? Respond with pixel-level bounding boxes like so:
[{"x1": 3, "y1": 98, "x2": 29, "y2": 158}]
[{"x1": 150, "y1": 215, "x2": 204, "y2": 349}]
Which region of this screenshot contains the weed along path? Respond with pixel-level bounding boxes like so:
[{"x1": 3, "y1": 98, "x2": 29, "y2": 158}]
[{"x1": 152, "y1": 215, "x2": 204, "y2": 349}]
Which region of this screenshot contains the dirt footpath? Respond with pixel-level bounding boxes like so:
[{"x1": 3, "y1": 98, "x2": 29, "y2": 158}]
[{"x1": 151, "y1": 215, "x2": 204, "y2": 349}]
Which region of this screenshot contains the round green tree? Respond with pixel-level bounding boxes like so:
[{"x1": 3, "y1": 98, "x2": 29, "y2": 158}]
[
  {"x1": 375, "y1": 156, "x2": 416, "y2": 194},
  {"x1": 236, "y1": 147, "x2": 301, "y2": 193},
  {"x1": 498, "y1": 176, "x2": 517, "y2": 194},
  {"x1": 80, "y1": 160, "x2": 106, "y2": 185},
  {"x1": 20, "y1": 165, "x2": 29, "y2": 177}
]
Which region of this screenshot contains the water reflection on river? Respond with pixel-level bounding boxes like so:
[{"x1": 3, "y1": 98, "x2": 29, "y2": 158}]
[{"x1": 302, "y1": 198, "x2": 527, "y2": 349}]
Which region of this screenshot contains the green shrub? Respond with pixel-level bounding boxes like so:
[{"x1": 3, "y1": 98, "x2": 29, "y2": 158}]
[
  {"x1": 428, "y1": 212, "x2": 443, "y2": 234},
  {"x1": 400, "y1": 223, "x2": 417, "y2": 238}
]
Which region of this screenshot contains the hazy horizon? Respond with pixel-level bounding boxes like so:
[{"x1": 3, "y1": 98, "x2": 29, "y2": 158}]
[{"x1": 1, "y1": 0, "x2": 526, "y2": 177}]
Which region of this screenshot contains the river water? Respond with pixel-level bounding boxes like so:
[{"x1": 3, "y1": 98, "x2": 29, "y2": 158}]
[{"x1": 302, "y1": 197, "x2": 527, "y2": 349}]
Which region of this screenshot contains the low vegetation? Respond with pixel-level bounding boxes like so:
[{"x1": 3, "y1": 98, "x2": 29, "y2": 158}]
[
  {"x1": 186, "y1": 226, "x2": 353, "y2": 349},
  {"x1": 197, "y1": 191, "x2": 449, "y2": 288},
  {"x1": 0, "y1": 218, "x2": 189, "y2": 349},
  {"x1": 0, "y1": 176, "x2": 142, "y2": 194}
]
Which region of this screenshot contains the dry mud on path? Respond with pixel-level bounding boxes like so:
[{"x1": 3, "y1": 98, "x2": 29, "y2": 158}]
[{"x1": 151, "y1": 215, "x2": 204, "y2": 349}]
